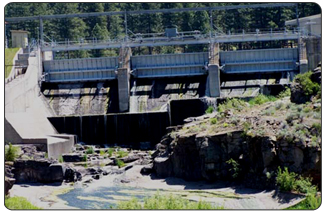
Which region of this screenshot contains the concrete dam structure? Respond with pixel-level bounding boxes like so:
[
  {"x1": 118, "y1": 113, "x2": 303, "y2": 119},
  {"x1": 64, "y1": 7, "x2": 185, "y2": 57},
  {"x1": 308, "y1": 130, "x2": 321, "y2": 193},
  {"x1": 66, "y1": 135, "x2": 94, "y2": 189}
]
[{"x1": 5, "y1": 3, "x2": 320, "y2": 151}]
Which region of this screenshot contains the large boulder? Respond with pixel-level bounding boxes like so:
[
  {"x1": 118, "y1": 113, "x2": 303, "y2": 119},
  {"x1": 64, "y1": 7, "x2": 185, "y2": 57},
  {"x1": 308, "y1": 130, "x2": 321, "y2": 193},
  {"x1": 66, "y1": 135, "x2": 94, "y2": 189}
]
[
  {"x1": 13, "y1": 159, "x2": 66, "y2": 183},
  {"x1": 64, "y1": 166, "x2": 82, "y2": 183},
  {"x1": 290, "y1": 82, "x2": 311, "y2": 104}
]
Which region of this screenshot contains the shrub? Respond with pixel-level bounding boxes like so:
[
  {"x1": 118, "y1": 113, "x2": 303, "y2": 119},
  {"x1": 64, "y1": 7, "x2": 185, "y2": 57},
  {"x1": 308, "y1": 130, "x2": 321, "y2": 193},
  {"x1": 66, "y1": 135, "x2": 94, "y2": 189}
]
[
  {"x1": 277, "y1": 87, "x2": 291, "y2": 99},
  {"x1": 82, "y1": 154, "x2": 87, "y2": 162},
  {"x1": 218, "y1": 98, "x2": 246, "y2": 112},
  {"x1": 117, "y1": 197, "x2": 142, "y2": 209},
  {"x1": 85, "y1": 147, "x2": 94, "y2": 154},
  {"x1": 116, "y1": 159, "x2": 125, "y2": 168},
  {"x1": 210, "y1": 118, "x2": 217, "y2": 125},
  {"x1": 287, "y1": 195, "x2": 321, "y2": 210},
  {"x1": 5, "y1": 143, "x2": 19, "y2": 161},
  {"x1": 58, "y1": 156, "x2": 64, "y2": 163},
  {"x1": 277, "y1": 128, "x2": 294, "y2": 142},
  {"x1": 205, "y1": 106, "x2": 214, "y2": 114},
  {"x1": 276, "y1": 167, "x2": 297, "y2": 192},
  {"x1": 262, "y1": 107, "x2": 276, "y2": 116},
  {"x1": 99, "y1": 150, "x2": 105, "y2": 156},
  {"x1": 5, "y1": 196, "x2": 42, "y2": 209},
  {"x1": 295, "y1": 176, "x2": 317, "y2": 195},
  {"x1": 108, "y1": 148, "x2": 114, "y2": 157},
  {"x1": 226, "y1": 158, "x2": 240, "y2": 179},
  {"x1": 312, "y1": 123, "x2": 321, "y2": 134},
  {"x1": 294, "y1": 71, "x2": 320, "y2": 96},
  {"x1": 248, "y1": 94, "x2": 277, "y2": 106},
  {"x1": 117, "y1": 150, "x2": 128, "y2": 158},
  {"x1": 285, "y1": 111, "x2": 301, "y2": 123},
  {"x1": 117, "y1": 193, "x2": 221, "y2": 209}
]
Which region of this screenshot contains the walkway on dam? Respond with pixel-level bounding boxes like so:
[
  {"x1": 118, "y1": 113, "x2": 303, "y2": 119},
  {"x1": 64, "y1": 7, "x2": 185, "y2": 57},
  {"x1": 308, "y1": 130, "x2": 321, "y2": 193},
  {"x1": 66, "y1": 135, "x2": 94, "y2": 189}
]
[{"x1": 42, "y1": 29, "x2": 300, "y2": 51}]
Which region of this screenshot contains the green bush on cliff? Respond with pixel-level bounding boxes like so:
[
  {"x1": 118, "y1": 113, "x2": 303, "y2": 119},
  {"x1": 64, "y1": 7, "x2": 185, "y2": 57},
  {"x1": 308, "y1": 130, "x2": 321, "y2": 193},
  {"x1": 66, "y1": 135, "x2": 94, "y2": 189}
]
[
  {"x1": 248, "y1": 94, "x2": 277, "y2": 106},
  {"x1": 218, "y1": 98, "x2": 246, "y2": 112},
  {"x1": 294, "y1": 71, "x2": 320, "y2": 96},
  {"x1": 277, "y1": 87, "x2": 291, "y2": 99}
]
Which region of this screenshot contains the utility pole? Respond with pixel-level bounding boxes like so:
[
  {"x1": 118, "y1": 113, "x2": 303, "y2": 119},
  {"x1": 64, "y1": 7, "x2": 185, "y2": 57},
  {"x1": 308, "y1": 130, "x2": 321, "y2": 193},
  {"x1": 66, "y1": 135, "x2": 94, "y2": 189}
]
[
  {"x1": 39, "y1": 17, "x2": 44, "y2": 47},
  {"x1": 209, "y1": 10, "x2": 213, "y2": 39},
  {"x1": 124, "y1": 11, "x2": 128, "y2": 42}
]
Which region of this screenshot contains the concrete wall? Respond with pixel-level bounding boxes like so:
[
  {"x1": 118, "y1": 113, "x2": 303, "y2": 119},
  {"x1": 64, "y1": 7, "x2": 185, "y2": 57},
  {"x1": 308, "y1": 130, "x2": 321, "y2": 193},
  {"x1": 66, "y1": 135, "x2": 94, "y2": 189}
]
[
  {"x1": 47, "y1": 135, "x2": 76, "y2": 159},
  {"x1": 306, "y1": 37, "x2": 321, "y2": 71},
  {"x1": 5, "y1": 48, "x2": 75, "y2": 158},
  {"x1": 48, "y1": 112, "x2": 170, "y2": 148}
]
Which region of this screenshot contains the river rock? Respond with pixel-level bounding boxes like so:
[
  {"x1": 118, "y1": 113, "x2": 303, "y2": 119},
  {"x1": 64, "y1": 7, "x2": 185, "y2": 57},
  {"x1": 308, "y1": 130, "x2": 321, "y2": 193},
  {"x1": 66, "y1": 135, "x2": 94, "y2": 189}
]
[
  {"x1": 5, "y1": 177, "x2": 15, "y2": 196},
  {"x1": 290, "y1": 82, "x2": 311, "y2": 104},
  {"x1": 64, "y1": 167, "x2": 82, "y2": 182},
  {"x1": 62, "y1": 153, "x2": 85, "y2": 162},
  {"x1": 140, "y1": 164, "x2": 153, "y2": 175},
  {"x1": 92, "y1": 174, "x2": 101, "y2": 180}
]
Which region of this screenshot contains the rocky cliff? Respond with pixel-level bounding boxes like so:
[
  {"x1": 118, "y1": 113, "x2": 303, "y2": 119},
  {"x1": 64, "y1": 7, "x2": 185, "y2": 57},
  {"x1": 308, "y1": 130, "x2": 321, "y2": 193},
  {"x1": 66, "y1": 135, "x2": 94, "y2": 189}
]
[{"x1": 153, "y1": 96, "x2": 321, "y2": 189}]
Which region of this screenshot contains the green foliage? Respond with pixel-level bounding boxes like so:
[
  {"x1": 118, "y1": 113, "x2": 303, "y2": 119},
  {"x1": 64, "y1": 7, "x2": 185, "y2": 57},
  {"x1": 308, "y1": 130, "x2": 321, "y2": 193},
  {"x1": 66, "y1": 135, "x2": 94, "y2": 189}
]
[
  {"x1": 117, "y1": 193, "x2": 221, "y2": 209},
  {"x1": 117, "y1": 197, "x2": 142, "y2": 209},
  {"x1": 277, "y1": 87, "x2": 291, "y2": 99},
  {"x1": 218, "y1": 98, "x2": 247, "y2": 113},
  {"x1": 99, "y1": 149, "x2": 106, "y2": 156},
  {"x1": 82, "y1": 154, "x2": 88, "y2": 162},
  {"x1": 276, "y1": 167, "x2": 318, "y2": 196},
  {"x1": 58, "y1": 156, "x2": 64, "y2": 163},
  {"x1": 276, "y1": 167, "x2": 297, "y2": 192},
  {"x1": 248, "y1": 94, "x2": 277, "y2": 106},
  {"x1": 285, "y1": 174, "x2": 321, "y2": 210},
  {"x1": 108, "y1": 148, "x2": 114, "y2": 157},
  {"x1": 117, "y1": 150, "x2": 129, "y2": 158},
  {"x1": 226, "y1": 158, "x2": 240, "y2": 179},
  {"x1": 5, "y1": 143, "x2": 19, "y2": 161},
  {"x1": 85, "y1": 147, "x2": 94, "y2": 154},
  {"x1": 116, "y1": 159, "x2": 125, "y2": 168},
  {"x1": 288, "y1": 195, "x2": 321, "y2": 210},
  {"x1": 285, "y1": 111, "x2": 302, "y2": 123},
  {"x1": 5, "y1": 196, "x2": 42, "y2": 209},
  {"x1": 295, "y1": 176, "x2": 317, "y2": 195},
  {"x1": 5, "y1": 48, "x2": 20, "y2": 78},
  {"x1": 312, "y1": 122, "x2": 321, "y2": 134},
  {"x1": 210, "y1": 118, "x2": 217, "y2": 125},
  {"x1": 205, "y1": 106, "x2": 214, "y2": 114},
  {"x1": 261, "y1": 107, "x2": 276, "y2": 116},
  {"x1": 294, "y1": 71, "x2": 320, "y2": 96}
]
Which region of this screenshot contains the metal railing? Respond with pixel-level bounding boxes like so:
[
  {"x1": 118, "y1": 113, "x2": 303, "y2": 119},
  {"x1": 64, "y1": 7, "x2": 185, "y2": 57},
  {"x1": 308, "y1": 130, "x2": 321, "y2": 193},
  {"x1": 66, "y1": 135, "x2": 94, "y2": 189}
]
[{"x1": 41, "y1": 28, "x2": 303, "y2": 50}]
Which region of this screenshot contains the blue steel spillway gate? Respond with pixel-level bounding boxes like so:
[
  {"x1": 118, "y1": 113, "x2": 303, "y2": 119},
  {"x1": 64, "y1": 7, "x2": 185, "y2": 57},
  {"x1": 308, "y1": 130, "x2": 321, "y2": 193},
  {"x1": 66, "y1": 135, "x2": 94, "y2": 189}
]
[{"x1": 43, "y1": 48, "x2": 299, "y2": 83}]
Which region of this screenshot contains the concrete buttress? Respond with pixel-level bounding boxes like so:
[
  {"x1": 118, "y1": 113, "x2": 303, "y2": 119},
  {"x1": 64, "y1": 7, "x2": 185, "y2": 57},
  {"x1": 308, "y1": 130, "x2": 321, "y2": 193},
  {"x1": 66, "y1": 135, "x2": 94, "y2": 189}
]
[{"x1": 208, "y1": 42, "x2": 220, "y2": 97}]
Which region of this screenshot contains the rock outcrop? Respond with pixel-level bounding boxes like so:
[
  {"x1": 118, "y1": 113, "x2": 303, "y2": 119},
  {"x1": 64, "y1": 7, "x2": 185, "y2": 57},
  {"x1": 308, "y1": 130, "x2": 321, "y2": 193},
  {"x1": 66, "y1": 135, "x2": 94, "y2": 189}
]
[
  {"x1": 153, "y1": 130, "x2": 321, "y2": 189},
  {"x1": 13, "y1": 159, "x2": 67, "y2": 183}
]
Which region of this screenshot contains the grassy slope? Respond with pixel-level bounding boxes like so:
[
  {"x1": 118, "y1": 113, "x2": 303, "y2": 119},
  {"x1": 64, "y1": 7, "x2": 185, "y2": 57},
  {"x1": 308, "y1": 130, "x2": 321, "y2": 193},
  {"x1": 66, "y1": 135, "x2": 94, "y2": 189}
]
[
  {"x1": 5, "y1": 48, "x2": 20, "y2": 78},
  {"x1": 5, "y1": 196, "x2": 42, "y2": 209}
]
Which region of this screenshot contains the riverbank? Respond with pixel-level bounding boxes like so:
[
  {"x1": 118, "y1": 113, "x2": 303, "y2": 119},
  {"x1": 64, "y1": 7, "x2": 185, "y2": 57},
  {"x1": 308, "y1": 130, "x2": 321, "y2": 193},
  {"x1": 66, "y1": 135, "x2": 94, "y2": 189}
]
[{"x1": 9, "y1": 163, "x2": 305, "y2": 210}]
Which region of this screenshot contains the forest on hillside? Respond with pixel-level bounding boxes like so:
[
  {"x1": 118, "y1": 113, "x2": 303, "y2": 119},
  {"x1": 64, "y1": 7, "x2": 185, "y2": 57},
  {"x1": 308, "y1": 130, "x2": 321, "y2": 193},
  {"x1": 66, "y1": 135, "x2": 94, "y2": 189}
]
[{"x1": 5, "y1": 3, "x2": 321, "y2": 57}]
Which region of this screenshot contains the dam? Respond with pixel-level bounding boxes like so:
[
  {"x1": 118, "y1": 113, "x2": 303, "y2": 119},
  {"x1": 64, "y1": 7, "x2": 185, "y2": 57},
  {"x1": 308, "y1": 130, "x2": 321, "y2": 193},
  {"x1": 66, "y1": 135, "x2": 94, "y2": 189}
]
[{"x1": 5, "y1": 3, "x2": 320, "y2": 153}]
